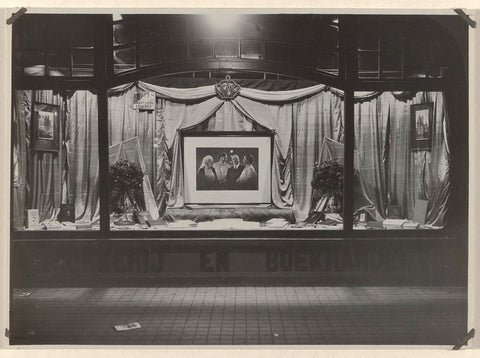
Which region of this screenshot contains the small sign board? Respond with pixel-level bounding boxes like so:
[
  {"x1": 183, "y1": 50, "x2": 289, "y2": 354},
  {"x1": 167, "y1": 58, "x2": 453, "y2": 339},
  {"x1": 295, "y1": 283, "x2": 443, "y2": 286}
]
[
  {"x1": 133, "y1": 92, "x2": 155, "y2": 111},
  {"x1": 27, "y1": 209, "x2": 40, "y2": 228}
]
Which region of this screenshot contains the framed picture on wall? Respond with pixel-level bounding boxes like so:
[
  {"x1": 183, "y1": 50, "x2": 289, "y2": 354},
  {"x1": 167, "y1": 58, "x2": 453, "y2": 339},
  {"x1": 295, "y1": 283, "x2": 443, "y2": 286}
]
[
  {"x1": 410, "y1": 102, "x2": 433, "y2": 151},
  {"x1": 32, "y1": 102, "x2": 61, "y2": 152},
  {"x1": 182, "y1": 132, "x2": 273, "y2": 204}
]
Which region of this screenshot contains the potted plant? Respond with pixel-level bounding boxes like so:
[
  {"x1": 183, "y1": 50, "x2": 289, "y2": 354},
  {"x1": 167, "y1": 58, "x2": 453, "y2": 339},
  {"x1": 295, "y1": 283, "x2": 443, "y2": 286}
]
[
  {"x1": 311, "y1": 159, "x2": 344, "y2": 214},
  {"x1": 109, "y1": 159, "x2": 145, "y2": 224}
]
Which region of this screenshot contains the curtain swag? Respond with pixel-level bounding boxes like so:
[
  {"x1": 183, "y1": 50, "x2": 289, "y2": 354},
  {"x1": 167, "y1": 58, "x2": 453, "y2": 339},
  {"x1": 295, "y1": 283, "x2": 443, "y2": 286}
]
[
  {"x1": 109, "y1": 80, "x2": 331, "y2": 103},
  {"x1": 108, "y1": 81, "x2": 415, "y2": 104}
]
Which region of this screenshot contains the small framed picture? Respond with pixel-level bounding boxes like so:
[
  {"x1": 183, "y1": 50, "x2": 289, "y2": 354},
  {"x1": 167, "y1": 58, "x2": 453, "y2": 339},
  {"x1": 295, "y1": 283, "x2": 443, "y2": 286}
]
[
  {"x1": 58, "y1": 203, "x2": 75, "y2": 223},
  {"x1": 410, "y1": 102, "x2": 433, "y2": 151},
  {"x1": 32, "y1": 102, "x2": 61, "y2": 152}
]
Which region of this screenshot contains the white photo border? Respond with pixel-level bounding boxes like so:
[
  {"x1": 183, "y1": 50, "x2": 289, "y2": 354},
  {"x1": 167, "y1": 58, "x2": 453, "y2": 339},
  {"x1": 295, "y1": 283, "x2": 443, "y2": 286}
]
[{"x1": 183, "y1": 135, "x2": 272, "y2": 204}]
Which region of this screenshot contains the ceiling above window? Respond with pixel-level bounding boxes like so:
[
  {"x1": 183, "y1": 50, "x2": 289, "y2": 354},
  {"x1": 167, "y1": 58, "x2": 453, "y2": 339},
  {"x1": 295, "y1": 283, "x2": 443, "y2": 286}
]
[
  {"x1": 12, "y1": 14, "x2": 466, "y2": 84},
  {"x1": 112, "y1": 14, "x2": 340, "y2": 76}
]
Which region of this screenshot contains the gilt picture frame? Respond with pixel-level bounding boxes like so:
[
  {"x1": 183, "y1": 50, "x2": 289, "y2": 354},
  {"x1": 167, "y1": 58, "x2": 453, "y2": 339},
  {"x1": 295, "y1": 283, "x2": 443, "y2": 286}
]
[
  {"x1": 32, "y1": 102, "x2": 61, "y2": 152},
  {"x1": 411, "y1": 102, "x2": 433, "y2": 151}
]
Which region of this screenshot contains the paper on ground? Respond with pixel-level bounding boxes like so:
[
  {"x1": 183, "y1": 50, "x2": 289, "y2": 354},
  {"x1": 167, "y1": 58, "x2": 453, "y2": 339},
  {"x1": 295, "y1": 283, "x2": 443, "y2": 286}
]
[{"x1": 114, "y1": 322, "x2": 142, "y2": 331}]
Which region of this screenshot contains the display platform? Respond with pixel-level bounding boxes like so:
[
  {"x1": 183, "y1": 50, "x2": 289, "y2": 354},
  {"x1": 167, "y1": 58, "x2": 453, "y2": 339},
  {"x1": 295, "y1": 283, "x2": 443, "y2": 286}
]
[{"x1": 163, "y1": 206, "x2": 297, "y2": 224}]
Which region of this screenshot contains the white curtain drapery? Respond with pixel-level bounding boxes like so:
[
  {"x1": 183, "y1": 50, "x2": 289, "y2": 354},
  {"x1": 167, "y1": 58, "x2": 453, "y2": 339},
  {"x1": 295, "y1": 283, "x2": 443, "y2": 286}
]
[{"x1": 109, "y1": 81, "x2": 339, "y2": 213}]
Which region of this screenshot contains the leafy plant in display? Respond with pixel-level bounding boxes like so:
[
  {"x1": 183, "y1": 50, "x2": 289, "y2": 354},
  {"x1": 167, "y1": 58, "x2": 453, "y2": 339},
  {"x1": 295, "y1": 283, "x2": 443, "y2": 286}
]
[
  {"x1": 311, "y1": 159, "x2": 344, "y2": 213},
  {"x1": 109, "y1": 160, "x2": 145, "y2": 214}
]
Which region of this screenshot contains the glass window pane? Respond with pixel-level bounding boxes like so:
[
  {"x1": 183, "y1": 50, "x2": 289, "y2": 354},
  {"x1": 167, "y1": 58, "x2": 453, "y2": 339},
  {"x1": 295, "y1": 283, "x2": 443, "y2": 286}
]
[
  {"x1": 353, "y1": 91, "x2": 447, "y2": 230},
  {"x1": 113, "y1": 21, "x2": 136, "y2": 46},
  {"x1": 139, "y1": 42, "x2": 164, "y2": 67},
  {"x1": 190, "y1": 40, "x2": 213, "y2": 60},
  {"x1": 12, "y1": 90, "x2": 100, "y2": 231},
  {"x1": 215, "y1": 40, "x2": 238, "y2": 58},
  {"x1": 240, "y1": 40, "x2": 263, "y2": 60},
  {"x1": 358, "y1": 52, "x2": 379, "y2": 78},
  {"x1": 72, "y1": 50, "x2": 94, "y2": 77},
  {"x1": 113, "y1": 47, "x2": 136, "y2": 73},
  {"x1": 316, "y1": 50, "x2": 338, "y2": 75},
  {"x1": 19, "y1": 51, "x2": 45, "y2": 76},
  {"x1": 46, "y1": 51, "x2": 70, "y2": 77}
]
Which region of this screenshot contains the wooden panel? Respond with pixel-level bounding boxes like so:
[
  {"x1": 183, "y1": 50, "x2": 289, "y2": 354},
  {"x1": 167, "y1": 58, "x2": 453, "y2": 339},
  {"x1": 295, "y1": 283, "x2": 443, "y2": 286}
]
[{"x1": 11, "y1": 239, "x2": 466, "y2": 287}]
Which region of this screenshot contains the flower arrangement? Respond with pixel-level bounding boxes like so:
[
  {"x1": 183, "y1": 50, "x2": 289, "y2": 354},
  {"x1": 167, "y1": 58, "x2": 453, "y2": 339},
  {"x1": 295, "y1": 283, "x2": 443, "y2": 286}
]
[
  {"x1": 109, "y1": 160, "x2": 145, "y2": 214},
  {"x1": 311, "y1": 159, "x2": 344, "y2": 213}
]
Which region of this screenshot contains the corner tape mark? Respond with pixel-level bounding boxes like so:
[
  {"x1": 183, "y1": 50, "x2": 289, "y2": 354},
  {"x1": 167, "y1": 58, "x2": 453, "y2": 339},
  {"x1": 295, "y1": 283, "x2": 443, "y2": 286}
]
[
  {"x1": 452, "y1": 328, "x2": 475, "y2": 350},
  {"x1": 6, "y1": 7, "x2": 27, "y2": 25},
  {"x1": 5, "y1": 328, "x2": 9, "y2": 338},
  {"x1": 453, "y1": 9, "x2": 477, "y2": 28}
]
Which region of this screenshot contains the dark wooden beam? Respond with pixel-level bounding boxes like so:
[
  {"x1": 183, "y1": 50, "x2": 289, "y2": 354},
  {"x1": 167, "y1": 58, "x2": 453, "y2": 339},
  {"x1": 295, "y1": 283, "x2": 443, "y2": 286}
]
[
  {"x1": 341, "y1": 15, "x2": 356, "y2": 233},
  {"x1": 14, "y1": 78, "x2": 98, "y2": 91},
  {"x1": 11, "y1": 228, "x2": 453, "y2": 241},
  {"x1": 351, "y1": 78, "x2": 456, "y2": 91},
  {"x1": 94, "y1": 15, "x2": 112, "y2": 235}
]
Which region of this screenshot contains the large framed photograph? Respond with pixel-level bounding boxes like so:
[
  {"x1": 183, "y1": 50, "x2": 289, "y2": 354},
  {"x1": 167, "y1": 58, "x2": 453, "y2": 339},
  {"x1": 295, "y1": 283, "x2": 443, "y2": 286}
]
[
  {"x1": 183, "y1": 132, "x2": 272, "y2": 204},
  {"x1": 32, "y1": 102, "x2": 61, "y2": 152},
  {"x1": 410, "y1": 102, "x2": 433, "y2": 151}
]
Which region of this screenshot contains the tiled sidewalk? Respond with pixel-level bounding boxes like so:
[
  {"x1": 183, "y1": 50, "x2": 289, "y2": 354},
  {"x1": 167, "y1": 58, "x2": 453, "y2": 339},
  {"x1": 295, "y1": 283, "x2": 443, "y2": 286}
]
[{"x1": 10, "y1": 286, "x2": 467, "y2": 345}]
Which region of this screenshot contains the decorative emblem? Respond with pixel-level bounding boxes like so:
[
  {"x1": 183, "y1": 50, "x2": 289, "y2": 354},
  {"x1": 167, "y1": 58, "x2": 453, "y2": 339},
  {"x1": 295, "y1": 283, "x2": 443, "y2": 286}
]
[{"x1": 215, "y1": 75, "x2": 241, "y2": 100}]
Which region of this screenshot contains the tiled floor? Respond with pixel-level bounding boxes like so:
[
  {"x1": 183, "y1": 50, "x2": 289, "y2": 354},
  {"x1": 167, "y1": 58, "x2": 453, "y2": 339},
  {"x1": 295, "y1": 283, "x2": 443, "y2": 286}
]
[{"x1": 10, "y1": 286, "x2": 467, "y2": 346}]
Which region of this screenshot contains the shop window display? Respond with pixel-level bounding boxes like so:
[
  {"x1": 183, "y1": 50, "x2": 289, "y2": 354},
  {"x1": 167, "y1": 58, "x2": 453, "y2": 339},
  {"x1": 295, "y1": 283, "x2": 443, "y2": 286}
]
[
  {"x1": 10, "y1": 14, "x2": 464, "y2": 236},
  {"x1": 107, "y1": 79, "x2": 345, "y2": 230},
  {"x1": 353, "y1": 91, "x2": 449, "y2": 230},
  {"x1": 12, "y1": 90, "x2": 99, "y2": 231}
]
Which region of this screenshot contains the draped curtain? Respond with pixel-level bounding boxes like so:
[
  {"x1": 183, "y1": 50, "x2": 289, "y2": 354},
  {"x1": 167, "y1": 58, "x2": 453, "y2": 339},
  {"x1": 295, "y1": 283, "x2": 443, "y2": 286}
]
[
  {"x1": 108, "y1": 81, "x2": 340, "y2": 220},
  {"x1": 12, "y1": 89, "x2": 99, "y2": 228},
  {"x1": 66, "y1": 91, "x2": 100, "y2": 222},
  {"x1": 293, "y1": 91, "x2": 344, "y2": 219},
  {"x1": 30, "y1": 91, "x2": 65, "y2": 222},
  {"x1": 12, "y1": 82, "x2": 450, "y2": 228},
  {"x1": 12, "y1": 91, "x2": 29, "y2": 228},
  {"x1": 354, "y1": 91, "x2": 450, "y2": 226},
  {"x1": 108, "y1": 87, "x2": 157, "y2": 188}
]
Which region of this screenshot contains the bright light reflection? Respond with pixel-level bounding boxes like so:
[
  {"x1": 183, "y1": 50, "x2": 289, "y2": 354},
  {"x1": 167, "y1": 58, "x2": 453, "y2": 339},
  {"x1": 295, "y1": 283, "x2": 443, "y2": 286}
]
[{"x1": 205, "y1": 14, "x2": 241, "y2": 34}]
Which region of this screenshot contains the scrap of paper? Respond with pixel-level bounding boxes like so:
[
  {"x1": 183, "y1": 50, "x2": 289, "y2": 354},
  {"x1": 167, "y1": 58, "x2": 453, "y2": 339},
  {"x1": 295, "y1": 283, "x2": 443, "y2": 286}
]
[{"x1": 114, "y1": 322, "x2": 141, "y2": 331}]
